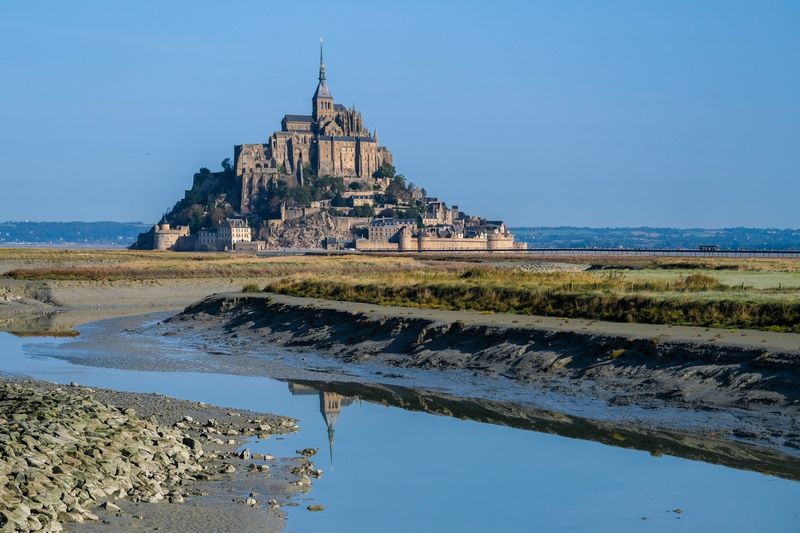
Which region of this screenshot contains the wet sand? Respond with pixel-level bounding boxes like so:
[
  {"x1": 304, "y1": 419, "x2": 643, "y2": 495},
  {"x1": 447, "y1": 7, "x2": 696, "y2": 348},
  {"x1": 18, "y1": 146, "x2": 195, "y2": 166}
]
[{"x1": 0, "y1": 278, "x2": 267, "y2": 334}]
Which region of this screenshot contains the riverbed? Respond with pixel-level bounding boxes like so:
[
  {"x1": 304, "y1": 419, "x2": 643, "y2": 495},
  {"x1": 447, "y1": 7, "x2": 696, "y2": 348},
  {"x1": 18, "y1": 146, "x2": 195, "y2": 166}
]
[{"x1": 2, "y1": 316, "x2": 799, "y2": 532}]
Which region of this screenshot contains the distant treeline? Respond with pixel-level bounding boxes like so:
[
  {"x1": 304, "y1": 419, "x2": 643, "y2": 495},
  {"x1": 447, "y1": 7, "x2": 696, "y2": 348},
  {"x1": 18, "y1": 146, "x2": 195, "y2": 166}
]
[
  {"x1": 0, "y1": 221, "x2": 150, "y2": 246},
  {"x1": 512, "y1": 227, "x2": 800, "y2": 250}
]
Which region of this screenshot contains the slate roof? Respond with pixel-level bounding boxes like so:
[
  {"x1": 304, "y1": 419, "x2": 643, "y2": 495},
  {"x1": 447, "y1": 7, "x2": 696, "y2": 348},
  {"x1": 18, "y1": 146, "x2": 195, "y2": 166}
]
[
  {"x1": 314, "y1": 80, "x2": 331, "y2": 99},
  {"x1": 284, "y1": 114, "x2": 314, "y2": 123}
]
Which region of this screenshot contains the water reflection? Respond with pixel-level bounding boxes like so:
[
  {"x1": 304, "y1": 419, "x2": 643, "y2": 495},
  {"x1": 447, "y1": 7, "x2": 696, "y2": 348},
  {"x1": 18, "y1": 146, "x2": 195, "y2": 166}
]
[
  {"x1": 286, "y1": 379, "x2": 800, "y2": 482},
  {"x1": 288, "y1": 383, "x2": 359, "y2": 468}
]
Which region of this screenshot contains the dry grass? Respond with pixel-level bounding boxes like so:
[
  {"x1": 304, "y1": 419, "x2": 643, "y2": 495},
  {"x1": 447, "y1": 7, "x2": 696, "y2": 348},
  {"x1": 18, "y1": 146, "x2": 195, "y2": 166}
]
[
  {"x1": 3, "y1": 248, "x2": 800, "y2": 331},
  {"x1": 1, "y1": 249, "x2": 423, "y2": 281},
  {"x1": 261, "y1": 266, "x2": 800, "y2": 332}
]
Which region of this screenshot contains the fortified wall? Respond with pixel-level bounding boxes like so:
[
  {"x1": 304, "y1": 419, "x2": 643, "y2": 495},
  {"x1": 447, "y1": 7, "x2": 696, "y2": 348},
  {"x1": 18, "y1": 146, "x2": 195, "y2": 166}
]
[{"x1": 355, "y1": 228, "x2": 526, "y2": 252}]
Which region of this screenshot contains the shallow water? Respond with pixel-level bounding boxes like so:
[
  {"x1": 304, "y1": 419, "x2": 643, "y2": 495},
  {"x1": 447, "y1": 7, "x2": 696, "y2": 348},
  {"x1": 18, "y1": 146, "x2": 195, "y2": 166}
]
[{"x1": 1, "y1": 321, "x2": 799, "y2": 532}]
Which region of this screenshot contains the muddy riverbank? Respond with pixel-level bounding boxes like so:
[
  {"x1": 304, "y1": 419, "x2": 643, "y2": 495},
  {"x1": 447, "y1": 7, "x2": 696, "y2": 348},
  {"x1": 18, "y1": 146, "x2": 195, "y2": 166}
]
[{"x1": 169, "y1": 293, "x2": 800, "y2": 454}]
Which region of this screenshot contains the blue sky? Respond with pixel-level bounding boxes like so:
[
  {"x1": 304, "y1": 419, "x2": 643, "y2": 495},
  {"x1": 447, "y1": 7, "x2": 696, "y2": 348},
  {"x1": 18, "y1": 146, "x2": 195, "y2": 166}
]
[{"x1": 1, "y1": 1, "x2": 798, "y2": 227}]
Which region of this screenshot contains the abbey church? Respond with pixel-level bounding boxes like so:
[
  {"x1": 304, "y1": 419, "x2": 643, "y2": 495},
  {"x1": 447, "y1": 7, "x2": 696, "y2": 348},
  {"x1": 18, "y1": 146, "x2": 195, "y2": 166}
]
[{"x1": 235, "y1": 45, "x2": 393, "y2": 214}]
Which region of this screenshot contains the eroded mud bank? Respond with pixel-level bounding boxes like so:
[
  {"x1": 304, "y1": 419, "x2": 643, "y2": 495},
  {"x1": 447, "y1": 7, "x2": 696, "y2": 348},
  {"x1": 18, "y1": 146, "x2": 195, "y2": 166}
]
[{"x1": 171, "y1": 294, "x2": 800, "y2": 454}]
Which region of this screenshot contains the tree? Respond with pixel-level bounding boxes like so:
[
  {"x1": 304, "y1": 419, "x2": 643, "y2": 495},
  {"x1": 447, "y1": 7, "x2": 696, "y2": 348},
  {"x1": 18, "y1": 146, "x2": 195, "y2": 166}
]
[
  {"x1": 350, "y1": 205, "x2": 375, "y2": 217},
  {"x1": 348, "y1": 181, "x2": 363, "y2": 191},
  {"x1": 385, "y1": 175, "x2": 411, "y2": 204},
  {"x1": 221, "y1": 158, "x2": 232, "y2": 173},
  {"x1": 372, "y1": 162, "x2": 396, "y2": 180}
]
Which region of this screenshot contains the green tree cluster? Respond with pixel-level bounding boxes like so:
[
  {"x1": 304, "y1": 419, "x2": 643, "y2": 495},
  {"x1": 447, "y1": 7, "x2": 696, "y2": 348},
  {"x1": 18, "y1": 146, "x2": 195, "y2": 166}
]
[{"x1": 165, "y1": 159, "x2": 239, "y2": 233}]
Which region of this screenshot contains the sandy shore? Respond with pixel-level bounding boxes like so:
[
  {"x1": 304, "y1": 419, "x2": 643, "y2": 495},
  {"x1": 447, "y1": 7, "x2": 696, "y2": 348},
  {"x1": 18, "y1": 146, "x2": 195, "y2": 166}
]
[
  {"x1": 0, "y1": 377, "x2": 318, "y2": 533},
  {"x1": 0, "y1": 278, "x2": 270, "y2": 334}
]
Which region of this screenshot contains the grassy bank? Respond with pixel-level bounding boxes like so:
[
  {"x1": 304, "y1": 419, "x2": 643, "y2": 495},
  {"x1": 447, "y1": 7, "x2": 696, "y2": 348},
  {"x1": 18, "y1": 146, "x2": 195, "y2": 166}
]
[
  {"x1": 3, "y1": 248, "x2": 800, "y2": 331},
  {"x1": 262, "y1": 268, "x2": 800, "y2": 332}
]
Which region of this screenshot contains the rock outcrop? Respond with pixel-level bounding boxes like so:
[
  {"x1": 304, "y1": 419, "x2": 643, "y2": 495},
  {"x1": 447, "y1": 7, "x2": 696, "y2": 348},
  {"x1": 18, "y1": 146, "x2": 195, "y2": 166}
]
[{"x1": 262, "y1": 212, "x2": 351, "y2": 249}]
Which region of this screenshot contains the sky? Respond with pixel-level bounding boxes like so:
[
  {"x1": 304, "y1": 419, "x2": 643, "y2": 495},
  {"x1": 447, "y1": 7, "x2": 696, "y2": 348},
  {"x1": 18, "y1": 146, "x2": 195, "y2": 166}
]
[{"x1": 0, "y1": 1, "x2": 798, "y2": 227}]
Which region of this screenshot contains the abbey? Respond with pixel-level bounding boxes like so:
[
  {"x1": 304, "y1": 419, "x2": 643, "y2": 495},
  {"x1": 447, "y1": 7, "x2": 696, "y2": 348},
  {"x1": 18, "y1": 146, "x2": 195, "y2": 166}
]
[
  {"x1": 134, "y1": 44, "x2": 526, "y2": 253},
  {"x1": 235, "y1": 45, "x2": 393, "y2": 215}
]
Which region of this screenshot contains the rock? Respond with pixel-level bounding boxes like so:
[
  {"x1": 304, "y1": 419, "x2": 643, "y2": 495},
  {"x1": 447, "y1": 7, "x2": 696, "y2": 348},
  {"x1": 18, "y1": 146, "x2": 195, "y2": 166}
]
[
  {"x1": 100, "y1": 501, "x2": 121, "y2": 513},
  {"x1": 307, "y1": 504, "x2": 325, "y2": 512},
  {"x1": 28, "y1": 514, "x2": 44, "y2": 530},
  {"x1": 239, "y1": 448, "x2": 251, "y2": 460},
  {"x1": 1, "y1": 508, "x2": 30, "y2": 530},
  {"x1": 222, "y1": 464, "x2": 236, "y2": 474},
  {"x1": 182, "y1": 436, "x2": 202, "y2": 452},
  {"x1": 297, "y1": 448, "x2": 318, "y2": 457},
  {"x1": 245, "y1": 497, "x2": 258, "y2": 506}
]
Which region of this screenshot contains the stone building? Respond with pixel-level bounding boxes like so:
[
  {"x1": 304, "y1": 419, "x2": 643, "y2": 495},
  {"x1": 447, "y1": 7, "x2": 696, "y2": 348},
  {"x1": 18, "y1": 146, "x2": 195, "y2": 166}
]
[
  {"x1": 195, "y1": 218, "x2": 252, "y2": 251},
  {"x1": 367, "y1": 217, "x2": 416, "y2": 242},
  {"x1": 218, "y1": 218, "x2": 252, "y2": 250},
  {"x1": 235, "y1": 44, "x2": 393, "y2": 215},
  {"x1": 132, "y1": 223, "x2": 192, "y2": 251}
]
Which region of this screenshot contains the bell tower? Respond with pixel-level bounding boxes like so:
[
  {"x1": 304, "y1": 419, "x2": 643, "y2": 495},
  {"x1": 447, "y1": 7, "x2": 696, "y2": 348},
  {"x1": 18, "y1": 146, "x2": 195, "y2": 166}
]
[{"x1": 313, "y1": 39, "x2": 334, "y2": 122}]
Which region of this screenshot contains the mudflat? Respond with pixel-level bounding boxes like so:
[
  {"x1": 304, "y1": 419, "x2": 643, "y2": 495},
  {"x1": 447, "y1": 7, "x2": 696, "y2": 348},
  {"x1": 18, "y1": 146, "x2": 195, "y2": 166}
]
[{"x1": 168, "y1": 292, "x2": 800, "y2": 455}]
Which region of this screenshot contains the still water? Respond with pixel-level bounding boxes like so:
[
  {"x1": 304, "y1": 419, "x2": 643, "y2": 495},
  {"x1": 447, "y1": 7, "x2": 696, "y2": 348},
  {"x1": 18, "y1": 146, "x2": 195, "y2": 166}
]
[{"x1": 1, "y1": 321, "x2": 799, "y2": 532}]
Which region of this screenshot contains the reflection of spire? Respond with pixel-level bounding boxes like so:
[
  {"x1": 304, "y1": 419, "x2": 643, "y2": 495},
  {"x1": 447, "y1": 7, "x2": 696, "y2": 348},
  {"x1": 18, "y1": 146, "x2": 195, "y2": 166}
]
[
  {"x1": 287, "y1": 382, "x2": 357, "y2": 471},
  {"x1": 320, "y1": 392, "x2": 342, "y2": 469},
  {"x1": 327, "y1": 423, "x2": 335, "y2": 469}
]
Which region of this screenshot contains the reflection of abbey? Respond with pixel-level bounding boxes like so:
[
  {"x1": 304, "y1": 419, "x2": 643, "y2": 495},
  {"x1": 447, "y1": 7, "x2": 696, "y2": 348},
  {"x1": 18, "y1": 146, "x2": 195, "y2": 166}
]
[
  {"x1": 234, "y1": 45, "x2": 392, "y2": 216},
  {"x1": 289, "y1": 382, "x2": 357, "y2": 467},
  {"x1": 133, "y1": 43, "x2": 526, "y2": 253}
]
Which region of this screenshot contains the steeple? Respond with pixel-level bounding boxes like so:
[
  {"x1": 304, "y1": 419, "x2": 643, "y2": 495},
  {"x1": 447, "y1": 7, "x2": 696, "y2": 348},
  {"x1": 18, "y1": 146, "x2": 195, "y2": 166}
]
[
  {"x1": 319, "y1": 38, "x2": 326, "y2": 82},
  {"x1": 313, "y1": 38, "x2": 333, "y2": 120}
]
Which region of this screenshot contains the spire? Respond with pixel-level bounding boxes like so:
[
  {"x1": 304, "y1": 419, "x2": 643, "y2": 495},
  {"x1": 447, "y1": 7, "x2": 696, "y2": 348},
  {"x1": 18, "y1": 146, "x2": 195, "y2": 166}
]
[
  {"x1": 319, "y1": 37, "x2": 326, "y2": 82},
  {"x1": 313, "y1": 37, "x2": 331, "y2": 100}
]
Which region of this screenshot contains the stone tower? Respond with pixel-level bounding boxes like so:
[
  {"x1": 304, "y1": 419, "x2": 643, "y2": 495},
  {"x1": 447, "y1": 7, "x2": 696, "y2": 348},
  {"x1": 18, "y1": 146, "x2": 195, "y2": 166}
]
[{"x1": 312, "y1": 40, "x2": 334, "y2": 122}]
